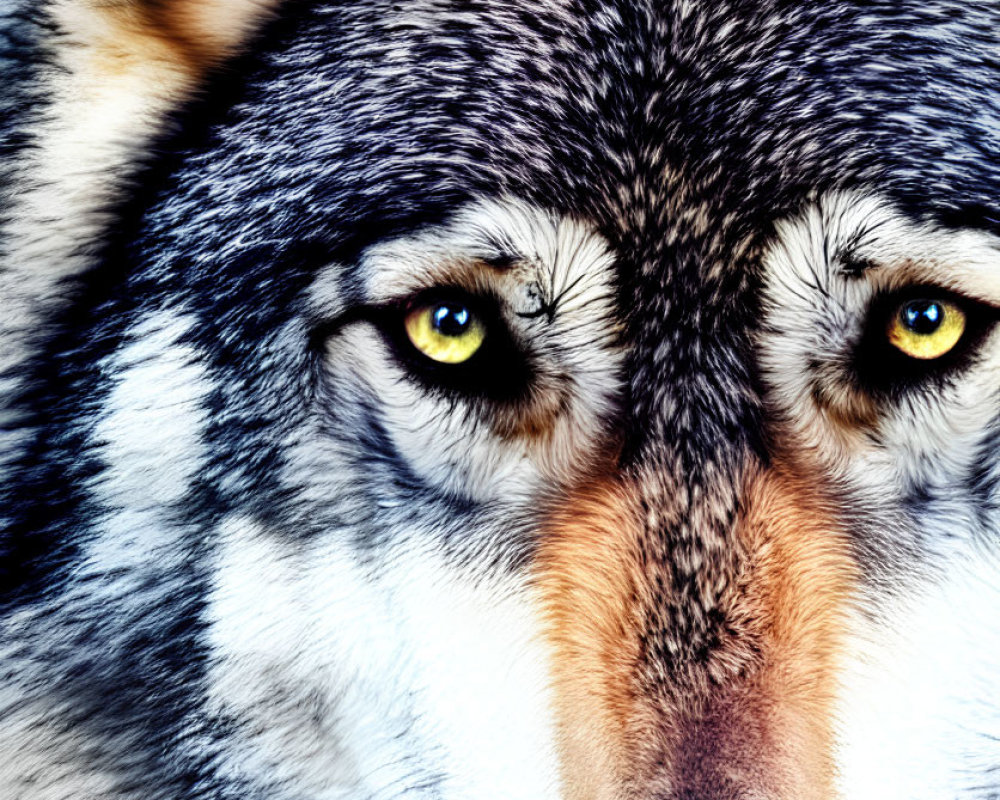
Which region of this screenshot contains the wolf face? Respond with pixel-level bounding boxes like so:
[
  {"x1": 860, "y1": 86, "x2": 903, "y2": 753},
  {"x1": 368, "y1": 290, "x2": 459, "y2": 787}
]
[{"x1": 1, "y1": 2, "x2": 999, "y2": 798}]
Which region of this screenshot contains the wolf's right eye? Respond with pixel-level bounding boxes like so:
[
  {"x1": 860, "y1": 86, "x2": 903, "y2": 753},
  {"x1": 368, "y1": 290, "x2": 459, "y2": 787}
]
[
  {"x1": 377, "y1": 288, "x2": 531, "y2": 402},
  {"x1": 404, "y1": 301, "x2": 486, "y2": 364}
]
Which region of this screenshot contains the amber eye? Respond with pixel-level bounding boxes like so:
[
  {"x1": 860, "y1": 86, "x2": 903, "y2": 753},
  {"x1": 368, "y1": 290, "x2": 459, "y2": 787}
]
[
  {"x1": 404, "y1": 301, "x2": 486, "y2": 364},
  {"x1": 886, "y1": 298, "x2": 966, "y2": 360}
]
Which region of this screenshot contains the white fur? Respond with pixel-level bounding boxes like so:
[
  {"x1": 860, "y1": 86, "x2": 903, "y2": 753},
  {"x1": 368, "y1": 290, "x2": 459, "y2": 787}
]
[
  {"x1": 837, "y1": 546, "x2": 1000, "y2": 799},
  {"x1": 81, "y1": 310, "x2": 211, "y2": 577},
  {"x1": 205, "y1": 515, "x2": 562, "y2": 799}
]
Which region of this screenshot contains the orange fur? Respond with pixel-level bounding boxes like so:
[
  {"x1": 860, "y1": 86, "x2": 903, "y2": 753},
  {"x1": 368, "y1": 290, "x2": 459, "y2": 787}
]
[
  {"x1": 140, "y1": 0, "x2": 282, "y2": 68},
  {"x1": 737, "y1": 466, "x2": 856, "y2": 798},
  {"x1": 536, "y1": 465, "x2": 855, "y2": 798},
  {"x1": 54, "y1": 0, "x2": 281, "y2": 77},
  {"x1": 535, "y1": 479, "x2": 650, "y2": 800}
]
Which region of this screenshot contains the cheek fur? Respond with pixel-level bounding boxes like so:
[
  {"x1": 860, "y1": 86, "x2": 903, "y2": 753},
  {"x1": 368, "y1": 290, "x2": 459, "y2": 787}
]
[
  {"x1": 0, "y1": 0, "x2": 283, "y2": 437},
  {"x1": 535, "y1": 467, "x2": 856, "y2": 799}
]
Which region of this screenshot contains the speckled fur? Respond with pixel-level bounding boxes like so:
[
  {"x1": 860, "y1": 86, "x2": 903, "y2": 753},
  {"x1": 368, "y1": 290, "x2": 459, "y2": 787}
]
[{"x1": 1, "y1": 2, "x2": 999, "y2": 798}]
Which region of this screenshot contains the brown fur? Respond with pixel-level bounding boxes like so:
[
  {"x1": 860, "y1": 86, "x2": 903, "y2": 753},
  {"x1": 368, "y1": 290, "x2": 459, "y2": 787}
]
[
  {"x1": 732, "y1": 467, "x2": 855, "y2": 798},
  {"x1": 535, "y1": 479, "x2": 649, "y2": 800},
  {"x1": 57, "y1": 0, "x2": 282, "y2": 75},
  {"x1": 536, "y1": 464, "x2": 855, "y2": 798}
]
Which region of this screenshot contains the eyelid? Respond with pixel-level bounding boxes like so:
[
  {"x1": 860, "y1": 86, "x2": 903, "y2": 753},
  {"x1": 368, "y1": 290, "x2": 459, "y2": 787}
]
[{"x1": 872, "y1": 286, "x2": 994, "y2": 325}]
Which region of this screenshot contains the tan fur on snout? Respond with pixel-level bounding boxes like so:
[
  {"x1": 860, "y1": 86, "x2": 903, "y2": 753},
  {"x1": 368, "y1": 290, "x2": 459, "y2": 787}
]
[
  {"x1": 735, "y1": 467, "x2": 856, "y2": 798},
  {"x1": 535, "y1": 480, "x2": 648, "y2": 800},
  {"x1": 536, "y1": 465, "x2": 856, "y2": 799}
]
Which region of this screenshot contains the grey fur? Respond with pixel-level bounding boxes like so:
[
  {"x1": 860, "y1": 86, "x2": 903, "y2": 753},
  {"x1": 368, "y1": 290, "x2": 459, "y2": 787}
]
[{"x1": 1, "y1": 1, "x2": 999, "y2": 798}]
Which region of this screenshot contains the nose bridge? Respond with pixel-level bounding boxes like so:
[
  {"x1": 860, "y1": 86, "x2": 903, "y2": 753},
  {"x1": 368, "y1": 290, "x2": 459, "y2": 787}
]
[{"x1": 536, "y1": 461, "x2": 854, "y2": 800}]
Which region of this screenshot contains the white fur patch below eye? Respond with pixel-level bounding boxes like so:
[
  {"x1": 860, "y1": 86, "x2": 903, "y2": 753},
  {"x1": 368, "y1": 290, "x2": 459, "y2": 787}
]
[
  {"x1": 81, "y1": 310, "x2": 211, "y2": 578},
  {"x1": 205, "y1": 516, "x2": 562, "y2": 799}
]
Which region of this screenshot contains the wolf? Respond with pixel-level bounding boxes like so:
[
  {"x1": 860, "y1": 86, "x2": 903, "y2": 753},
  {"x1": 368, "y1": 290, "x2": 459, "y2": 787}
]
[{"x1": 1, "y1": 1, "x2": 998, "y2": 798}]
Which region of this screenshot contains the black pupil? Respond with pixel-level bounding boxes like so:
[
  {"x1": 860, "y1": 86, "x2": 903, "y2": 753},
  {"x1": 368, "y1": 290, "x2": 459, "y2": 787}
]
[
  {"x1": 902, "y1": 300, "x2": 943, "y2": 335},
  {"x1": 432, "y1": 304, "x2": 470, "y2": 337}
]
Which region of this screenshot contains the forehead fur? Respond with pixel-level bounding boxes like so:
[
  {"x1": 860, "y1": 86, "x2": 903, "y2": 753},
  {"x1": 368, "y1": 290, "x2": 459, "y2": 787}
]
[{"x1": 113, "y1": 1, "x2": 998, "y2": 447}]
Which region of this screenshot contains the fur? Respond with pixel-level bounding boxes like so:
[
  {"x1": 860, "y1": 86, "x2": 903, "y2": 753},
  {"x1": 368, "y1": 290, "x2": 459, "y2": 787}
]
[{"x1": 1, "y1": 1, "x2": 999, "y2": 798}]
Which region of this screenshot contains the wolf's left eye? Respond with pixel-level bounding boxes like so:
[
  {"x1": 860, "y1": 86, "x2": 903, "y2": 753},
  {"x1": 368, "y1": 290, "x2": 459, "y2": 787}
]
[
  {"x1": 404, "y1": 301, "x2": 486, "y2": 364},
  {"x1": 886, "y1": 298, "x2": 966, "y2": 360},
  {"x1": 855, "y1": 289, "x2": 996, "y2": 391}
]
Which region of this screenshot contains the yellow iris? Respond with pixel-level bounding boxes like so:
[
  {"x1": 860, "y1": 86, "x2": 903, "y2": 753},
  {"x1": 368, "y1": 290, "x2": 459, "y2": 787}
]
[
  {"x1": 404, "y1": 302, "x2": 485, "y2": 364},
  {"x1": 887, "y1": 298, "x2": 966, "y2": 360}
]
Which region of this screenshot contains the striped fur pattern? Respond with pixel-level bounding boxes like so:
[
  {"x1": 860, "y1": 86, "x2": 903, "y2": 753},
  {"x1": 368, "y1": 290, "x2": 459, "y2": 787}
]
[{"x1": 1, "y1": 1, "x2": 999, "y2": 798}]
